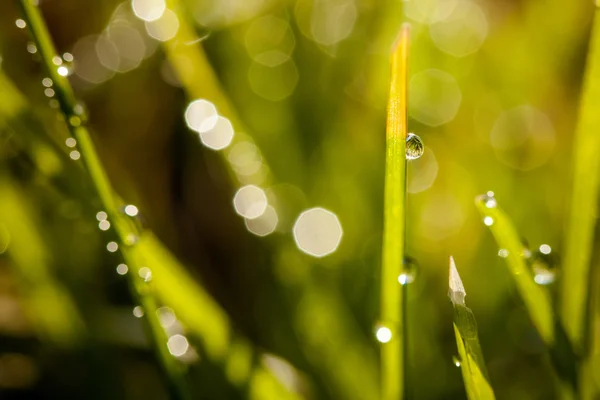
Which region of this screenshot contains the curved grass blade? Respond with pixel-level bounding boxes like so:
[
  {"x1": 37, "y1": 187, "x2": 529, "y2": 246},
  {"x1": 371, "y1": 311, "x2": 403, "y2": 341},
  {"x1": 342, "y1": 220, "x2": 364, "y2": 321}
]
[
  {"x1": 449, "y1": 257, "x2": 495, "y2": 400},
  {"x1": 475, "y1": 195, "x2": 554, "y2": 345},
  {"x1": 14, "y1": 2, "x2": 191, "y2": 398},
  {"x1": 561, "y1": 6, "x2": 600, "y2": 353},
  {"x1": 380, "y1": 24, "x2": 410, "y2": 400}
]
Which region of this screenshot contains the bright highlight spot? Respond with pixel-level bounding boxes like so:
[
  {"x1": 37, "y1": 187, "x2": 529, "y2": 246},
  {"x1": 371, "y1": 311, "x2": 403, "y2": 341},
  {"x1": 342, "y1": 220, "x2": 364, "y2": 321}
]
[
  {"x1": 539, "y1": 244, "x2": 552, "y2": 255},
  {"x1": 69, "y1": 150, "x2": 81, "y2": 160},
  {"x1": 116, "y1": 264, "x2": 129, "y2": 275},
  {"x1": 167, "y1": 334, "x2": 189, "y2": 357},
  {"x1": 245, "y1": 205, "x2": 278, "y2": 236},
  {"x1": 138, "y1": 267, "x2": 152, "y2": 282},
  {"x1": 233, "y1": 185, "x2": 268, "y2": 219},
  {"x1": 124, "y1": 205, "x2": 139, "y2": 217},
  {"x1": 96, "y1": 211, "x2": 108, "y2": 221},
  {"x1": 133, "y1": 306, "x2": 144, "y2": 318},
  {"x1": 483, "y1": 216, "x2": 494, "y2": 226},
  {"x1": 107, "y1": 241, "x2": 119, "y2": 252},
  {"x1": 99, "y1": 220, "x2": 110, "y2": 231},
  {"x1": 199, "y1": 116, "x2": 235, "y2": 150},
  {"x1": 185, "y1": 99, "x2": 218, "y2": 133},
  {"x1": 157, "y1": 307, "x2": 176, "y2": 328},
  {"x1": 293, "y1": 207, "x2": 343, "y2": 258},
  {"x1": 145, "y1": 9, "x2": 179, "y2": 42},
  {"x1": 57, "y1": 66, "x2": 69, "y2": 77},
  {"x1": 132, "y1": 0, "x2": 166, "y2": 22},
  {"x1": 375, "y1": 326, "x2": 393, "y2": 343},
  {"x1": 16, "y1": 19, "x2": 26, "y2": 29}
]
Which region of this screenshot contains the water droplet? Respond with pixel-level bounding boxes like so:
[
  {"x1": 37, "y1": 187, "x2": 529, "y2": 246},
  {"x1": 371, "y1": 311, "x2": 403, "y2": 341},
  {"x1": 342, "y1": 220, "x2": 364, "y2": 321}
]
[
  {"x1": 106, "y1": 241, "x2": 119, "y2": 252},
  {"x1": 483, "y1": 216, "x2": 494, "y2": 226},
  {"x1": 98, "y1": 220, "x2": 110, "y2": 231},
  {"x1": 498, "y1": 248, "x2": 509, "y2": 258},
  {"x1": 57, "y1": 65, "x2": 70, "y2": 77},
  {"x1": 138, "y1": 267, "x2": 152, "y2": 282},
  {"x1": 452, "y1": 355, "x2": 461, "y2": 367},
  {"x1": 44, "y1": 88, "x2": 55, "y2": 97},
  {"x1": 406, "y1": 133, "x2": 424, "y2": 160},
  {"x1": 52, "y1": 56, "x2": 62, "y2": 66},
  {"x1": 15, "y1": 19, "x2": 26, "y2": 29},
  {"x1": 42, "y1": 77, "x2": 53, "y2": 87},
  {"x1": 116, "y1": 263, "x2": 128, "y2": 275},
  {"x1": 398, "y1": 256, "x2": 418, "y2": 285},
  {"x1": 26, "y1": 42, "x2": 37, "y2": 54},
  {"x1": 69, "y1": 150, "x2": 81, "y2": 160},
  {"x1": 375, "y1": 324, "x2": 393, "y2": 343},
  {"x1": 133, "y1": 306, "x2": 144, "y2": 318},
  {"x1": 68, "y1": 116, "x2": 81, "y2": 127},
  {"x1": 531, "y1": 245, "x2": 558, "y2": 285},
  {"x1": 73, "y1": 103, "x2": 85, "y2": 116},
  {"x1": 124, "y1": 205, "x2": 139, "y2": 217},
  {"x1": 63, "y1": 52, "x2": 74, "y2": 62},
  {"x1": 96, "y1": 211, "x2": 108, "y2": 221},
  {"x1": 124, "y1": 234, "x2": 139, "y2": 246},
  {"x1": 65, "y1": 138, "x2": 77, "y2": 148}
]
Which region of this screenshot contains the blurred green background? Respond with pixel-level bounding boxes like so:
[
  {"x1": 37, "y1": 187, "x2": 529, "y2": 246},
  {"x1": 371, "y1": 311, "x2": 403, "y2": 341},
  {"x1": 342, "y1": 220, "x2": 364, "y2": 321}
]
[{"x1": 0, "y1": 0, "x2": 595, "y2": 398}]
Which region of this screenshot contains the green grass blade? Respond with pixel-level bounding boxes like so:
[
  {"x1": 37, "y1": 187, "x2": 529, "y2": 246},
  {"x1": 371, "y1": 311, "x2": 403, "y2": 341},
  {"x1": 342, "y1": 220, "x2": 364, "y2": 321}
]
[
  {"x1": 15, "y1": 2, "x2": 191, "y2": 398},
  {"x1": 561, "y1": 7, "x2": 600, "y2": 352},
  {"x1": 449, "y1": 257, "x2": 495, "y2": 400},
  {"x1": 380, "y1": 24, "x2": 410, "y2": 400},
  {"x1": 475, "y1": 195, "x2": 554, "y2": 345}
]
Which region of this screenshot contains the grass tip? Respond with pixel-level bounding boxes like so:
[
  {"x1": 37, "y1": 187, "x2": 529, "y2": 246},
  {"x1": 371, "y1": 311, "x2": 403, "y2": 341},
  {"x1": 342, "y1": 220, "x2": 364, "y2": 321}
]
[{"x1": 449, "y1": 256, "x2": 466, "y2": 305}]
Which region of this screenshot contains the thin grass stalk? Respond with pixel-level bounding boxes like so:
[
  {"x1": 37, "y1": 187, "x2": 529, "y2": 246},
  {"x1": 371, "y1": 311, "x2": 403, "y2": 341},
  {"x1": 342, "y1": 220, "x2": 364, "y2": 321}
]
[
  {"x1": 561, "y1": 5, "x2": 600, "y2": 354},
  {"x1": 380, "y1": 24, "x2": 410, "y2": 400},
  {"x1": 15, "y1": 2, "x2": 190, "y2": 399}
]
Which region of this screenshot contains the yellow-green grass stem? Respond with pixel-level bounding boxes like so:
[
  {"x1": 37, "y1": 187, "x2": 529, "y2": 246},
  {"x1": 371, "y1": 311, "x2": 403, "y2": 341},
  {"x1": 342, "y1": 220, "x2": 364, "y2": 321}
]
[{"x1": 380, "y1": 24, "x2": 410, "y2": 400}]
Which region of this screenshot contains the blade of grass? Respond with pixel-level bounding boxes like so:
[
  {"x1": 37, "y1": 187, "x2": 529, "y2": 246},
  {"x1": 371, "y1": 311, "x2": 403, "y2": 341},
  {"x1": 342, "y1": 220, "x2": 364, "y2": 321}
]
[
  {"x1": 561, "y1": 6, "x2": 600, "y2": 353},
  {"x1": 14, "y1": 2, "x2": 191, "y2": 399},
  {"x1": 380, "y1": 24, "x2": 410, "y2": 400},
  {"x1": 449, "y1": 256, "x2": 495, "y2": 400},
  {"x1": 475, "y1": 195, "x2": 554, "y2": 345}
]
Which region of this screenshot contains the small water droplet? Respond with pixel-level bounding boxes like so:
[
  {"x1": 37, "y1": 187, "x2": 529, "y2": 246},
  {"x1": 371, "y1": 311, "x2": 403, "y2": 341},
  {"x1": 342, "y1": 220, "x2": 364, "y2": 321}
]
[
  {"x1": 476, "y1": 192, "x2": 497, "y2": 208},
  {"x1": 123, "y1": 205, "x2": 139, "y2": 217},
  {"x1": 69, "y1": 116, "x2": 81, "y2": 127},
  {"x1": 452, "y1": 356, "x2": 461, "y2": 367},
  {"x1": 406, "y1": 133, "x2": 424, "y2": 160},
  {"x1": 69, "y1": 150, "x2": 80, "y2": 160},
  {"x1": 374, "y1": 323, "x2": 393, "y2": 343},
  {"x1": 26, "y1": 42, "x2": 37, "y2": 54},
  {"x1": 133, "y1": 306, "x2": 144, "y2": 318},
  {"x1": 96, "y1": 211, "x2": 108, "y2": 221},
  {"x1": 531, "y1": 245, "x2": 558, "y2": 285},
  {"x1": 124, "y1": 234, "x2": 139, "y2": 246},
  {"x1": 52, "y1": 55, "x2": 62, "y2": 66},
  {"x1": 57, "y1": 65, "x2": 70, "y2": 77},
  {"x1": 44, "y1": 88, "x2": 55, "y2": 97},
  {"x1": 98, "y1": 220, "x2": 110, "y2": 231},
  {"x1": 42, "y1": 77, "x2": 53, "y2": 87},
  {"x1": 398, "y1": 256, "x2": 418, "y2": 285},
  {"x1": 106, "y1": 241, "x2": 119, "y2": 252},
  {"x1": 138, "y1": 266, "x2": 152, "y2": 282},
  {"x1": 73, "y1": 103, "x2": 85, "y2": 115},
  {"x1": 65, "y1": 138, "x2": 77, "y2": 148},
  {"x1": 16, "y1": 19, "x2": 27, "y2": 29},
  {"x1": 498, "y1": 249, "x2": 509, "y2": 258},
  {"x1": 483, "y1": 216, "x2": 494, "y2": 226},
  {"x1": 116, "y1": 263, "x2": 128, "y2": 275},
  {"x1": 63, "y1": 52, "x2": 74, "y2": 62}
]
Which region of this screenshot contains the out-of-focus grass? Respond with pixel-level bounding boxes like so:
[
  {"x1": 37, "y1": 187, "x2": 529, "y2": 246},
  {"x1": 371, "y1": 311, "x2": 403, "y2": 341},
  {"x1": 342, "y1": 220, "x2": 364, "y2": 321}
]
[
  {"x1": 475, "y1": 194, "x2": 554, "y2": 345},
  {"x1": 0, "y1": 177, "x2": 85, "y2": 346},
  {"x1": 561, "y1": 7, "x2": 600, "y2": 353},
  {"x1": 449, "y1": 257, "x2": 495, "y2": 400},
  {"x1": 380, "y1": 24, "x2": 409, "y2": 400}
]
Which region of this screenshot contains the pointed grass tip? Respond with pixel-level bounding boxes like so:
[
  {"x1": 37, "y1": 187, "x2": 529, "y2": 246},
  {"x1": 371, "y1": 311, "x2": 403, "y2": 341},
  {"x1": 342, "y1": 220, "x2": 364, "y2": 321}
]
[
  {"x1": 449, "y1": 256, "x2": 466, "y2": 305},
  {"x1": 391, "y1": 23, "x2": 411, "y2": 54}
]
